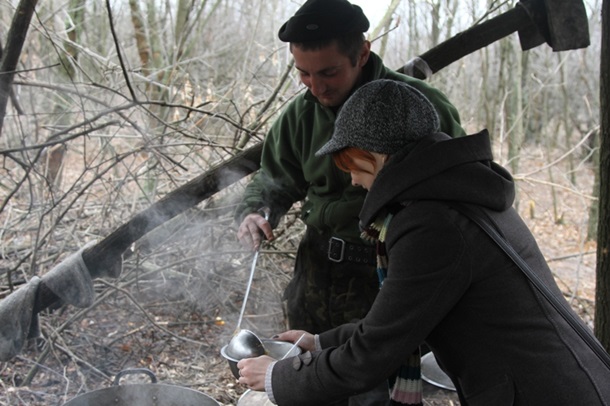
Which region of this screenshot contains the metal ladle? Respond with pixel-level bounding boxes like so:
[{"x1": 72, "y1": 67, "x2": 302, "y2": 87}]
[
  {"x1": 225, "y1": 329, "x2": 265, "y2": 360},
  {"x1": 225, "y1": 208, "x2": 270, "y2": 360}
]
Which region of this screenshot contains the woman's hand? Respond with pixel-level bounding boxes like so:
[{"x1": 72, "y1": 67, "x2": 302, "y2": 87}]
[
  {"x1": 273, "y1": 330, "x2": 315, "y2": 352},
  {"x1": 237, "y1": 355, "x2": 275, "y2": 390},
  {"x1": 236, "y1": 330, "x2": 315, "y2": 391}
]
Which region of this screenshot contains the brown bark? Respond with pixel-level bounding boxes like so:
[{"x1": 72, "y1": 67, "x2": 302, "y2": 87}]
[{"x1": 129, "y1": 0, "x2": 152, "y2": 75}]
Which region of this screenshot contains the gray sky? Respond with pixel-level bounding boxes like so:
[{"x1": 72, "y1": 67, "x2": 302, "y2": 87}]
[{"x1": 351, "y1": 0, "x2": 391, "y2": 27}]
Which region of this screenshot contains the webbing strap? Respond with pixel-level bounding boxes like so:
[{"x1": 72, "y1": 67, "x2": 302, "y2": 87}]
[{"x1": 451, "y1": 202, "x2": 610, "y2": 371}]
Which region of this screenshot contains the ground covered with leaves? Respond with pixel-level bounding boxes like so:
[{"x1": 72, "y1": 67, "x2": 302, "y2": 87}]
[{"x1": 0, "y1": 145, "x2": 597, "y2": 406}]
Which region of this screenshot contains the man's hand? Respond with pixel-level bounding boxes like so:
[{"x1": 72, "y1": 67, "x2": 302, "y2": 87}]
[{"x1": 237, "y1": 213, "x2": 274, "y2": 251}]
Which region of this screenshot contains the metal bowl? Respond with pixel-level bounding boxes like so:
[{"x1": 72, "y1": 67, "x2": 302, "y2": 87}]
[
  {"x1": 220, "y1": 339, "x2": 302, "y2": 379},
  {"x1": 262, "y1": 339, "x2": 302, "y2": 359}
]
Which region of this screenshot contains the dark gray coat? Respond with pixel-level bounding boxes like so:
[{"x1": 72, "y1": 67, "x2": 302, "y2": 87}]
[{"x1": 270, "y1": 131, "x2": 610, "y2": 405}]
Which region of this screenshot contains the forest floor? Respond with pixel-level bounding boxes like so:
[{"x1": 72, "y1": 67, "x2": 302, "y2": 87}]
[{"x1": 0, "y1": 145, "x2": 598, "y2": 406}]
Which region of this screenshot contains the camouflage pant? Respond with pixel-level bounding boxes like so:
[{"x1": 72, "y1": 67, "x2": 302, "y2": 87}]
[
  {"x1": 283, "y1": 229, "x2": 390, "y2": 405},
  {"x1": 283, "y1": 228, "x2": 380, "y2": 334}
]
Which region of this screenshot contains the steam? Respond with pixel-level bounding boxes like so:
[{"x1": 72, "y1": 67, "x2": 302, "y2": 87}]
[{"x1": 121, "y1": 164, "x2": 289, "y2": 352}]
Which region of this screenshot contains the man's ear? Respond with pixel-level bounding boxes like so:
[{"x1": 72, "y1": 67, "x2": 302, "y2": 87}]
[{"x1": 358, "y1": 41, "x2": 371, "y2": 68}]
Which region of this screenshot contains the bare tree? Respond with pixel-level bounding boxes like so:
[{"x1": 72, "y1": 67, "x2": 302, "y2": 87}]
[
  {"x1": 0, "y1": 0, "x2": 38, "y2": 137},
  {"x1": 595, "y1": 0, "x2": 610, "y2": 351}
]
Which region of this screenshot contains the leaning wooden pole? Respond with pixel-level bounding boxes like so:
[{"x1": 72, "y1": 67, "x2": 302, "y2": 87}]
[{"x1": 397, "y1": 4, "x2": 531, "y2": 79}]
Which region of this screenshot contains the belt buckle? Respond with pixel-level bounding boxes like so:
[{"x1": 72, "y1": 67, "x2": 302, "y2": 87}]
[{"x1": 328, "y1": 237, "x2": 345, "y2": 263}]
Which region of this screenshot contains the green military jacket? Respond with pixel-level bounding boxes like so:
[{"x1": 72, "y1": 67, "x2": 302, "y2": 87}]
[{"x1": 235, "y1": 52, "x2": 465, "y2": 243}]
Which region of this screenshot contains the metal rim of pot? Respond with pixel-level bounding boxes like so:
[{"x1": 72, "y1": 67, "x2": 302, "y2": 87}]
[
  {"x1": 62, "y1": 368, "x2": 220, "y2": 406},
  {"x1": 421, "y1": 352, "x2": 456, "y2": 391}
]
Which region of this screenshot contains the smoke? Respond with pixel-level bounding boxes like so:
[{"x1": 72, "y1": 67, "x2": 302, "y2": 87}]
[{"x1": 119, "y1": 166, "x2": 295, "y2": 351}]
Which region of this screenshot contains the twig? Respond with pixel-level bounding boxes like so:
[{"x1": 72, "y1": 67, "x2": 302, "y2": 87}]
[
  {"x1": 0, "y1": 120, "x2": 122, "y2": 155},
  {"x1": 513, "y1": 176, "x2": 598, "y2": 201},
  {"x1": 547, "y1": 250, "x2": 596, "y2": 262},
  {"x1": 48, "y1": 333, "x2": 111, "y2": 382},
  {"x1": 514, "y1": 127, "x2": 598, "y2": 178},
  {"x1": 21, "y1": 285, "x2": 119, "y2": 386},
  {"x1": 105, "y1": 0, "x2": 137, "y2": 101},
  {"x1": 97, "y1": 279, "x2": 212, "y2": 347}
]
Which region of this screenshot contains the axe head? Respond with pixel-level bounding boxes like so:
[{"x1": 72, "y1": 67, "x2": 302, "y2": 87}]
[{"x1": 517, "y1": 0, "x2": 590, "y2": 51}]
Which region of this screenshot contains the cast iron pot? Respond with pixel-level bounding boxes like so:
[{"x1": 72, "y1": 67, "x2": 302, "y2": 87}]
[{"x1": 63, "y1": 368, "x2": 220, "y2": 406}]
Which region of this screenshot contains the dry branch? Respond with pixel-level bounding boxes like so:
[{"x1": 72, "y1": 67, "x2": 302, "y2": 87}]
[{"x1": 33, "y1": 143, "x2": 263, "y2": 314}]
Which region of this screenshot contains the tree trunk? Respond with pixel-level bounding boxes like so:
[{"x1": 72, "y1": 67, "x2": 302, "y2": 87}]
[
  {"x1": 506, "y1": 38, "x2": 524, "y2": 210},
  {"x1": 587, "y1": 128, "x2": 600, "y2": 241},
  {"x1": 558, "y1": 53, "x2": 577, "y2": 185},
  {"x1": 595, "y1": 0, "x2": 610, "y2": 351},
  {"x1": 0, "y1": 0, "x2": 39, "y2": 137},
  {"x1": 369, "y1": 0, "x2": 401, "y2": 59},
  {"x1": 128, "y1": 0, "x2": 151, "y2": 76},
  {"x1": 430, "y1": 0, "x2": 441, "y2": 47}
]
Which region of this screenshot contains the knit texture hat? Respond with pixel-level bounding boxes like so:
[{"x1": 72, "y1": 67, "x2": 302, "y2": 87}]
[
  {"x1": 316, "y1": 80, "x2": 440, "y2": 156},
  {"x1": 278, "y1": 0, "x2": 369, "y2": 43}
]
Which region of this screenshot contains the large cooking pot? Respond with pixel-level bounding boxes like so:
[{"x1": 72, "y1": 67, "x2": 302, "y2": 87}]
[
  {"x1": 63, "y1": 368, "x2": 220, "y2": 406},
  {"x1": 238, "y1": 389, "x2": 274, "y2": 405}
]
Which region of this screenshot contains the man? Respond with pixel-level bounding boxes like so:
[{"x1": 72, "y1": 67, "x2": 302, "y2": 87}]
[{"x1": 235, "y1": 0, "x2": 465, "y2": 403}]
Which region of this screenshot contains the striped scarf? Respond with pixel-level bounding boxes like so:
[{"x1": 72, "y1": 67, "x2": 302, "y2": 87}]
[{"x1": 362, "y1": 211, "x2": 423, "y2": 406}]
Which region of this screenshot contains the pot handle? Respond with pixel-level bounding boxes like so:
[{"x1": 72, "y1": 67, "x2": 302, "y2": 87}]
[{"x1": 113, "y1": 368, "x2": 157, "y2": 386}]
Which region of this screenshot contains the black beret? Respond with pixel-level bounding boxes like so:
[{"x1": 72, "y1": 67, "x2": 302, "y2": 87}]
[{"x1": 278, "y1": 0, "x2": 370, "y2": 43}]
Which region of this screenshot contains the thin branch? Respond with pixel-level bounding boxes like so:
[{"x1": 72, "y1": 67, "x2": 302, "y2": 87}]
[
  {"x1": 105, "y1": 0, "x2": 137, "y2": 101},
  {"x1": 97, "y1": 279, "x2": 211, "y2": 347},
  {"x1": 514, "y1": 127, "x2": 598, "y2": 178},
  {"x1": 0, "y1": 0, "x2": 39, "y2": 136},
  {"x1": 0, "y1": 121, "x2": 121, "y2": 156}
]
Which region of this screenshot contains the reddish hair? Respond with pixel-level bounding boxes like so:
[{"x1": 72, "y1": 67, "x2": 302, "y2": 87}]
[{"x1": 332, "y1": 147, "x2": 377, "y2": 174}]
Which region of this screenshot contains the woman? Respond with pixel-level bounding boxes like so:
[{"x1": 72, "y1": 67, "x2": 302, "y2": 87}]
[{"x1": 237, "y1": 79, "x2": 610, "y2": 405}]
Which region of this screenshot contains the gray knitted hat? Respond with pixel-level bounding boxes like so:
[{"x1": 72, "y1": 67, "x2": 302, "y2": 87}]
[{"x1": 316, "y1": 79, "x2": 440, "y2": 156}]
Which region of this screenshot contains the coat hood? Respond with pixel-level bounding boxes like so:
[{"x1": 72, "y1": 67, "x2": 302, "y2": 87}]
[{"x1": 359, "y1": 130, "x2": 515, "y2": 227}]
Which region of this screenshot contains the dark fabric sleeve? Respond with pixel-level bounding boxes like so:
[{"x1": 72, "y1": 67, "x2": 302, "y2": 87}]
[
  {"x1": 270, "y1": 203, "x2": 472, "y2": 405},
  {"x1": 233, "y1": 107, "x2": 308, "y2": 227}
]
